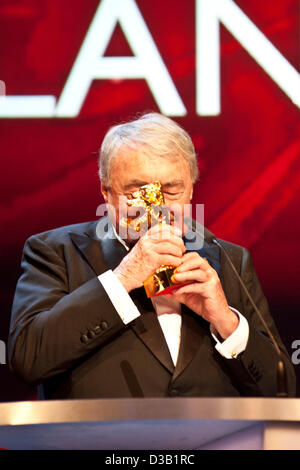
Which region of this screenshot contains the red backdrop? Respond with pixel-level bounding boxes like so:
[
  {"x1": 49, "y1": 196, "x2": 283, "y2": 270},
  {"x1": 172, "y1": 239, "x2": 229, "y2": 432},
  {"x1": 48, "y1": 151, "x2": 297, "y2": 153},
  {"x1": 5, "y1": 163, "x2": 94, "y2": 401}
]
[{"x1": 0, "y1": 0, "x2": 299, "y2": 400}]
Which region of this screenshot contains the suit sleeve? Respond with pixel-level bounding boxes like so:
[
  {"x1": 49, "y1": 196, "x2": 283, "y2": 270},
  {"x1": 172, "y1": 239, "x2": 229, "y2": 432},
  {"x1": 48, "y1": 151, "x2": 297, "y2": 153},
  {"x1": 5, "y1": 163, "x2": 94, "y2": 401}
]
[
  {"x1": 8, "y1": 235, "x2": 127, "y2": 384},
  {"x1": 223, "y1": 247, "x2": 296, "y2": 397}
]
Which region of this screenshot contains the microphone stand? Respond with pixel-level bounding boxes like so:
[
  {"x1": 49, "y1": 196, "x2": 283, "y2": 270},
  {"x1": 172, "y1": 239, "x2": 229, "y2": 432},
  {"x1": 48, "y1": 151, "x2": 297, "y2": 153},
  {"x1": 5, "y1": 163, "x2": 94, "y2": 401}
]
[
  {"x1": 184, "y1": 218, "x2": 288, "y2": 397},
  {"x1": 212, "y1": 238, "x2": 288, "y2": 398}
]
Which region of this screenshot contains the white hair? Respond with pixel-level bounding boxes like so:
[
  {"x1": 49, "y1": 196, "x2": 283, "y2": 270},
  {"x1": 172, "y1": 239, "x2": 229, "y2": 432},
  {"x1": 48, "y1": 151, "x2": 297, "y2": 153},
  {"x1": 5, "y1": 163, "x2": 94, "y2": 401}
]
[{"x1": 98, "y1": 112, "x2": 199, "y2": 186}]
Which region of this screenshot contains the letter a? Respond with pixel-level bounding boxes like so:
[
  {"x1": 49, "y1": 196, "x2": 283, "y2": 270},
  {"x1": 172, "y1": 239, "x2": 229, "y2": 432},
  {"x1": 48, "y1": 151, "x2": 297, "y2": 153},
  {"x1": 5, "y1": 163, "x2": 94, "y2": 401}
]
[{"x1": 56, "y1": 0, "x2": 186, "y2": 117}]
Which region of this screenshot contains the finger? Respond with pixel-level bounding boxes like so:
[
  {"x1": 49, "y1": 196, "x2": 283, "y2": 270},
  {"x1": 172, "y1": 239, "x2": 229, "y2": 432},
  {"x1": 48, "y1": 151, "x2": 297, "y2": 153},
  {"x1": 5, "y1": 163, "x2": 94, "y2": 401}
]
[
  {"x1": 147, "y1": 223, "x2": 183, "y2": 241},
  {"x1": 158, "y1": 255, "x2": 183, "y2": 268},
  {"x1": 172, "y1": 283, "x2": 207, "y2": 296},
  {"x1": 172, "y1": 269, "x2": 208, "y2": 284},
  {"x1": 175, "y1": 253, "x2": 211, "y2": 272},
  {"x1": 175, "y1": 255, "x2": 205, "y2": 272},
  {"x1": 147, "y1": 230, "x2": 186, "y2": 252},
  {"x1": 154, "y1": 242, "x2": 185, "y2": 258},
  {"x1": 155, "y1": 236, "x2": 186, "y2": 254}
]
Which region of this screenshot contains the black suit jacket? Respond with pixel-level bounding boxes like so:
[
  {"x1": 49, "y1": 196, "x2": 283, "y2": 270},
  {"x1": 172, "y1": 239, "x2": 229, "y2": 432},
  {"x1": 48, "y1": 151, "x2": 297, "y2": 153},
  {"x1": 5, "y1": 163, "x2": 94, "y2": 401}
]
[{"x1": 8, "y1": 218, "x2": 296, "y2": 398}]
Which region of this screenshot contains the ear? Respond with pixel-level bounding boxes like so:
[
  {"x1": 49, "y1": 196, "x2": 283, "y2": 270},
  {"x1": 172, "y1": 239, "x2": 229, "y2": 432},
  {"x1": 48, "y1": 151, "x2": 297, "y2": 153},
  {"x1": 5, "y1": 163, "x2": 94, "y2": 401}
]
[{"x1": 101, "y1": 183, "x2": 109, "y2": 202}]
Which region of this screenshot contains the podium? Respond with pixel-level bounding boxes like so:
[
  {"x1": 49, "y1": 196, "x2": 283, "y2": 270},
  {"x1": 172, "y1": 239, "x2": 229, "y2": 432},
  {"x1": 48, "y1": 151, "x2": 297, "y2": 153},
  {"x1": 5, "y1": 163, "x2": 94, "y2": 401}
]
[{"x1": 0, "y1": 398, "x2": 300, "y2": 450}]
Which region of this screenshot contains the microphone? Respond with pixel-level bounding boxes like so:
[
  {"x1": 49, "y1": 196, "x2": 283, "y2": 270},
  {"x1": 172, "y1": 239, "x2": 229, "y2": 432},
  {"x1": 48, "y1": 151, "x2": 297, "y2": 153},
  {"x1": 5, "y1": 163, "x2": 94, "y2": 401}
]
[{"x1": 185, "y1": 217, "x2": 288, "y2": 398}]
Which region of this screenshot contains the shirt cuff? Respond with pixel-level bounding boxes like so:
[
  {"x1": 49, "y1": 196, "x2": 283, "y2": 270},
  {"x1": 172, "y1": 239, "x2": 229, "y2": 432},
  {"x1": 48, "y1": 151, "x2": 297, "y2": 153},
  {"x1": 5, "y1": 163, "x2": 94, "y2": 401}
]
[
  {"x1": 210, "y1": 307, "x2": 249, "y2": 359},
  {"x1": 98, "y1": 270, "x2": 141, "y2": 325}
]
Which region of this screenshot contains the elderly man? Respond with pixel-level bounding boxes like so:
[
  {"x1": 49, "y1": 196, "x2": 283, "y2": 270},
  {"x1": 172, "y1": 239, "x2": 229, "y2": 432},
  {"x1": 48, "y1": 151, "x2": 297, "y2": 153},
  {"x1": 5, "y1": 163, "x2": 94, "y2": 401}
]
[{"x1": 9, "y1": 113, "x2": 295, "y2": 399}]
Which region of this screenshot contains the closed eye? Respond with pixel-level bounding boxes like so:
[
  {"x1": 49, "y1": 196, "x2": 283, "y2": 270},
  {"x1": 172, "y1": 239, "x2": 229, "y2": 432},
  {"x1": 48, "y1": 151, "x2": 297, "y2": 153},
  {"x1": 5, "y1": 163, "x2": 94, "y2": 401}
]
[{"x1": 163, "y1": 192, "x2": 182, "y2": 198}]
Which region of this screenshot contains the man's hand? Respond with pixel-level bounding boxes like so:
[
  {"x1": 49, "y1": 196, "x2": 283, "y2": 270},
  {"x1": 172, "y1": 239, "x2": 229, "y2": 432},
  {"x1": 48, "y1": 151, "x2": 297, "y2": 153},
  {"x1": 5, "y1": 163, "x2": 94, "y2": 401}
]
[
  {"x1": 114, "y1": 224, "x2": 185, "y2": 293},
  {"x1": 170, "y1": 252, "x2": 239, "y2": 339}
]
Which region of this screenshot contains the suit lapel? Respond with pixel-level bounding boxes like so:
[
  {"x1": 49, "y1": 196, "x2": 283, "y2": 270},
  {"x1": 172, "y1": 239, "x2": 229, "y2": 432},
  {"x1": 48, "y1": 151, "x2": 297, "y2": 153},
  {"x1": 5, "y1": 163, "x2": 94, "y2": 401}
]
[
  {"x1": 68, "y1": 218, "x2": 128, "y2": 275},
  {"x1": 130, "y1": 289, "x2": 175, "y2": 374},
  {"x1": 68, "y1": 231, "x2": 106, "y2": 275},
  {"x1": 172, "y1": 305, "x2": 208, "y2": 381},
  {"x1": 217, "y1": 241, "x2": 243, "y2": 311}
]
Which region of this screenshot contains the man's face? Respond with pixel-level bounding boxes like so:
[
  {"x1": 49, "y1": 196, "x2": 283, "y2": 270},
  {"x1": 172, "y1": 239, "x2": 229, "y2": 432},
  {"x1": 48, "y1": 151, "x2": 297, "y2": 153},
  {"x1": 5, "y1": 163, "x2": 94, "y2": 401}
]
[{"x1": 101, "y1": 146, "x2": 194, "y2": 242}]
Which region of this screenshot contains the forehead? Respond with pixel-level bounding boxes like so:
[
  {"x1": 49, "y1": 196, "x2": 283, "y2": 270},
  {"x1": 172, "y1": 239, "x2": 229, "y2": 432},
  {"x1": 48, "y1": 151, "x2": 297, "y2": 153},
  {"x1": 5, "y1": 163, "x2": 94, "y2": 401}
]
[{"x1": 110, "y1": 147, "x2": 191, "y2": 186}]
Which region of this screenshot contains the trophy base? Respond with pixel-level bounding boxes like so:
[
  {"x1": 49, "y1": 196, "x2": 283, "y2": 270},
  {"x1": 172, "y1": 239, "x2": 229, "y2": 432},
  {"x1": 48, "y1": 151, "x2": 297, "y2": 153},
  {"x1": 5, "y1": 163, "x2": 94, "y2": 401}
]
[{"x1": 143, "y1": 266, "x2": 184, "y2": 298}]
